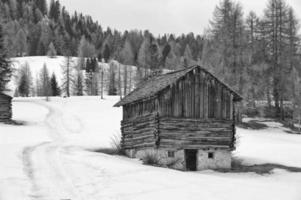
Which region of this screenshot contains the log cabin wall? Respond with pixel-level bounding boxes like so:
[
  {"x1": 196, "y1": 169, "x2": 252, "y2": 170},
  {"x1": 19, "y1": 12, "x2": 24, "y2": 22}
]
[
  {"x1": 155, "y1": 68, "x2": 235, "y2": 150},
  {"x1": 119, "y1": 66, "x2": 239, "y2": 151},
  {"x1": 121, "y1": 113, "x2": 158, "y2": 149},
  {"x1": 0, "y1": 94, "x2": 12, "y2": 121},
  {"x1": 157, "y1": 68, "x2": 234, "y2": 120},
  {"x1": 159, "y1": 117, "x2": 233, "y2": 149}
]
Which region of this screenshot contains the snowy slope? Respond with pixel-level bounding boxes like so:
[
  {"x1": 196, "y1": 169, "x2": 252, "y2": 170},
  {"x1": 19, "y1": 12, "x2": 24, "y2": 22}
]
[
  {"x1": 9, "y1": 56, "x2": 137, "y2": 95},
  {"x1": 0, "y1": 97, "x2": 301, "y2": 200},
  {"x1": 11, "y1": 56, "x2": 79, "y2": 85}
]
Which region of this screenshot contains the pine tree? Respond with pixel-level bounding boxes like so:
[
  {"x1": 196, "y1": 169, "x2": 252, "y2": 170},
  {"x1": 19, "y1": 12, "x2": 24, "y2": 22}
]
[
  {"x1": 161, "y1": 44, "x2": 171, "y2": 67},
  {"x1": 182, "y1": 44, "x2": 193, "y2": 67},
  {"x1": 120, "y1": 39, "x2": 134, "y2": 95},
  {"x1": 39, "y1": 63, "x2": 51, "y2": 97},
  {"x1": 117, "y1": 62, "x2": 122, "y2": 99},
  {"x1": 49, "y1": 0, "x2": 60, "y2": 22},
  {"x1": 15, "y1": 28, "x2": 27, "y2": 56},
  {"x1": 108, "y1": 61, "x2": 117, "y2": 95},
  {"x1": 50, "y1": 73, "x2": 60, "y2": 96},
  {"x1": 100, "y1": 65, "x2": 104, "y2": 99},
  {"x1": 263, "y1": 0, "x2": 292, "y2": 118},
  {"x1": 8, "y1": 0, "x2": 17, "y2": 19},
  {"x1": 149, "y1": 37, "x2": 161, "y2": 71},
  {"x1": 3, "y1": 20, "x2": 20, "y2": 57},
  {"x1": 34, "y1": 7, "x2": 43, "y2": 23},
  {"x1": 38, "y1": 20, "x2": 51, "y2": 55},
  {"x1": 292, "y1": 67, "x2": 301, "y2": 132},
  {"x1": 165, "y1": 47, "x2": 180, "y2": 70},
  {"x1": 78, "y1": 36, "x2": 96, "y2": 58},
  {"x1": 85, "y1": 58, "x2": 99, "y2": 96},
  {"x1": 137, "y1": 37, "x2": 151, "y2": 77},
  {"x1": 103, "y1": 44, "x2": 110, "y2": 62},
  {"x1": 73, "y1": 65, "x2": 84, "y2": 96},
  {"x1": 209, "y1": 0, "x2": 246, "y2": 90},
  {"x1": 61, "y1": 55, "x2": 74, "y2": 97},
  {"x1": 17, "y1": 62, "x2": 32, "y2": 97},
  {"x1": 0, "y1": 24, "x2": 12, "y2": 92},
  {"x1": 27, "y1": 23, "x2": 41, "y2": 56},
  {"x1": 120, "y1": 39, "x2": 134, "y2": 65},
  {"x1": 165, "y1": 41, "x2": 181, "y2": 70},
  {"x1": 47, "y1": 42, "x2": 57, "y2": 58},
  {"x1": 36, "y1": 0, "x2": 47, "y2": 15}
]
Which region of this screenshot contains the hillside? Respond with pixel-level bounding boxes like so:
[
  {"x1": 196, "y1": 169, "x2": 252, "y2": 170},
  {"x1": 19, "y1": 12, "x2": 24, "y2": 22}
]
[
  {"x1": 0, "y1": 97, "x2": 301, "y2": 200},
  {"x1": 10, "y1": 56, "x2": 136, "y2": 96},
  {"x1": 1, "y1": 0, "x2": 301, "y2": 121},
  {"x1": 11, "y1": 56, "x2": 80, "y2": 85}
]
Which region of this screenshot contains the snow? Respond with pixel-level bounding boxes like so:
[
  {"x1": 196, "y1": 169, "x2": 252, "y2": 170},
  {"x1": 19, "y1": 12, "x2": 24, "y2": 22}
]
[
  {"x1": 1, "y1": 97, "x2": 301, "y2": 200},
  {"x1": 235, "y1": 119, "x2": 301, "y2": 167},
  {"x1": 10, "y1": 56, "x2": 137, "y2": 96},
  {"x1": 11, "y1": 56, "x2": 77, "y2": 85},
  {"x1": 0, "y1": 101, "x2": 50, "y2": 200}
]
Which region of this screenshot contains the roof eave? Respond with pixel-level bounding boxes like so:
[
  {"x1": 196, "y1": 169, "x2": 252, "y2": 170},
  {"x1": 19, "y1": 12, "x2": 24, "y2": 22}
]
[
  {"x1": 114, "y1": 65, "x2": 244, "y2": 107},
  {"x1": 0, "y1": 92, "x2": 13, "y2": 99},
  {"x1": 114, "y1": 95, "x2": 157, "y2": 107},
  {"x1": 233, "y1": 95, "x2": 243, "y2": 102}
]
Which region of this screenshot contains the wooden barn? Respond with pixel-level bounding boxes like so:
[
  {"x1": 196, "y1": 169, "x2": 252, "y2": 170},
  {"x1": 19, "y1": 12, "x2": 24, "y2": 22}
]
[
  {"x1": 0, "y1": 92, "x2": 12, "y2": 122},
  {"x1": 114, "y1": 65, "x2": 242, "y2": 171}
]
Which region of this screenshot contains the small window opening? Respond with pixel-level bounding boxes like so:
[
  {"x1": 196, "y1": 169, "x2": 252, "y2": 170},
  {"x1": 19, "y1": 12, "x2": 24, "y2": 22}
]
[
  {"x1": 208, "y1": 152, "x2": 214, "y2": 159},
  {"x1": 168, "y1": 151, "x2": 175, "y2": 158}
]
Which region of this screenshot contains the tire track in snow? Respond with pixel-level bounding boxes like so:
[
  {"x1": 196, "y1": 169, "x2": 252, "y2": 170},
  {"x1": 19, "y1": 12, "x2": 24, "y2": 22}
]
[{"x1": 21, "y1": 100, "x2": 85, "y2": 200}]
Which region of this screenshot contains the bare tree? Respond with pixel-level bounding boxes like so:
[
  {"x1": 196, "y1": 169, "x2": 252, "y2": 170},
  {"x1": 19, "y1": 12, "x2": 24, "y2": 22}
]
[
  {"x1": 61, "y1": 56, "x2": 74, "y2": 97},
  {"x1": 100, "y1": 65, "x2": 104, "y2": 99},
  {"x1": 39, "y1": 63, "x2": 51, "y2": 100},
  {"x1": 118, "y1": 63, "x2": 122, "y2": 99}
]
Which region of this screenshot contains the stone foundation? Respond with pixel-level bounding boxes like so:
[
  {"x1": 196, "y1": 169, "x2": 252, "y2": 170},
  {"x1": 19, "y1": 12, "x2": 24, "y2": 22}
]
[
  {"x1": 125, "y1": 148, "x2": 231, "y2": 171},
  {"x1": 197, "y1": 148, "x2": 231, "y2": 170}
]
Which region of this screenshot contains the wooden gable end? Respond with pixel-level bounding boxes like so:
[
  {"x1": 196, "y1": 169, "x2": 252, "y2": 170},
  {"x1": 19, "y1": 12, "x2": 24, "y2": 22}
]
[{"x1": 157, "y1": 67, "x2": 234, "y2": 120}]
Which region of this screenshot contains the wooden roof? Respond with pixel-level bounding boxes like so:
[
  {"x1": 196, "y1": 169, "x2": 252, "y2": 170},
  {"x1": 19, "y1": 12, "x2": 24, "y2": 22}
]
[
  {"x1": 114, "y1": 65, "x2": 242, "y2": 107},
  {"x1": 0, "y1": 91, "x2": 13, "y2": 99}
]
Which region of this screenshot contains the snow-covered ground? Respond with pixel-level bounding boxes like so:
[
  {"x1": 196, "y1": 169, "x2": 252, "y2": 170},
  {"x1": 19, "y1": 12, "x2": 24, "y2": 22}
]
[
  {"x1": 9, "y1": 56, "x2": 136, "y2": 96},
  {"x1": 11, "y1": 56, "x2": 80, "y2": 85},
  {"x1": 1, "y1": 97, "x2": 301, "y2": 200}
]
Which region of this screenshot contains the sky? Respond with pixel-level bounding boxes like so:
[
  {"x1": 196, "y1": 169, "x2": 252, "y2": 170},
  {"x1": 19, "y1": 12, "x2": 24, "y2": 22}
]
[{"x1": 53, "y1": 0, "x2": 301, "y2": 36}]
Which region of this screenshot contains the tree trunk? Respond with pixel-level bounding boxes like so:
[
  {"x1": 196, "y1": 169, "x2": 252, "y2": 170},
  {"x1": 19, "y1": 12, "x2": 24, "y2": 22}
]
[
  {"x1": 66, "y1": 57, "x2": 70, "y2": 97},
  {"x1": 129, "y1": 66, "x2": 132, "y2": 93},
  {"x1": 123, "y1": 65, "x2": 128, "y2": 96},
  {"x1": 118, "y1": 63, "x2": 122, "y2": 99},
  {"x1": 101, "y1": 69, "x2": 104, "y2": 99}
]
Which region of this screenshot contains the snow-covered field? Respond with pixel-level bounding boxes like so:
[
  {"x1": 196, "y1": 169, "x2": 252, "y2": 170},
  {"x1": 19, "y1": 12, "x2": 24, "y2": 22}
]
[{"x1": 1, "y1": 97, "x2": 301, "y2": 200}]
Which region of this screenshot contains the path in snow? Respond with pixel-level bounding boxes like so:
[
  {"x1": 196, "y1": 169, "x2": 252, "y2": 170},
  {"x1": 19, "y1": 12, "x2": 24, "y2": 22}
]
[
  {"x1": 22, "y1": 100, "x2": 85, "y2": 200},
  {"x1": 5, "y1": 98, "x2": 300, "y2": 200}
]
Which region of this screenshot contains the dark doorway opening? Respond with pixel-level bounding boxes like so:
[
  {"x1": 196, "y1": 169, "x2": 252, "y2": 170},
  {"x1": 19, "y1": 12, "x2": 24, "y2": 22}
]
[{"x1": 185, "y1": 149, "x2": 197, "y2": 171}]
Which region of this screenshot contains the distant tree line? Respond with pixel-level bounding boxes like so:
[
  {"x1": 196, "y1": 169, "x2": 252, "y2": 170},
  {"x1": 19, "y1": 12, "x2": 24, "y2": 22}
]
[
  {"x1": 13, "y1": 57, "x2": 135, "y2": 101},
  {"x1": 15, "y1": 62, "x2": 60, "y2": 97},
  {"x1": 202, "y1": 0, "x2": 301, "y2": 121},
  {"x1": 1, "y1": 0, "x2": 301, "y2": 123},
  {"x1": 0, "y1": 0, "x2": 204, "y2": 71}
]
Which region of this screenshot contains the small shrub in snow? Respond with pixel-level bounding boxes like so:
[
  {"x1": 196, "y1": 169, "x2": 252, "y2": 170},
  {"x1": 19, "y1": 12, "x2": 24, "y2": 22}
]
[
  {"x1": 110, "y1": 134, "x2": 124, "y2": 155},
  {"x1": 141, "y1": 150, "x2": 163, "y2": 166},
  {"x1": 93, "y1": 134, "x2": 124, "y2": 155}
]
